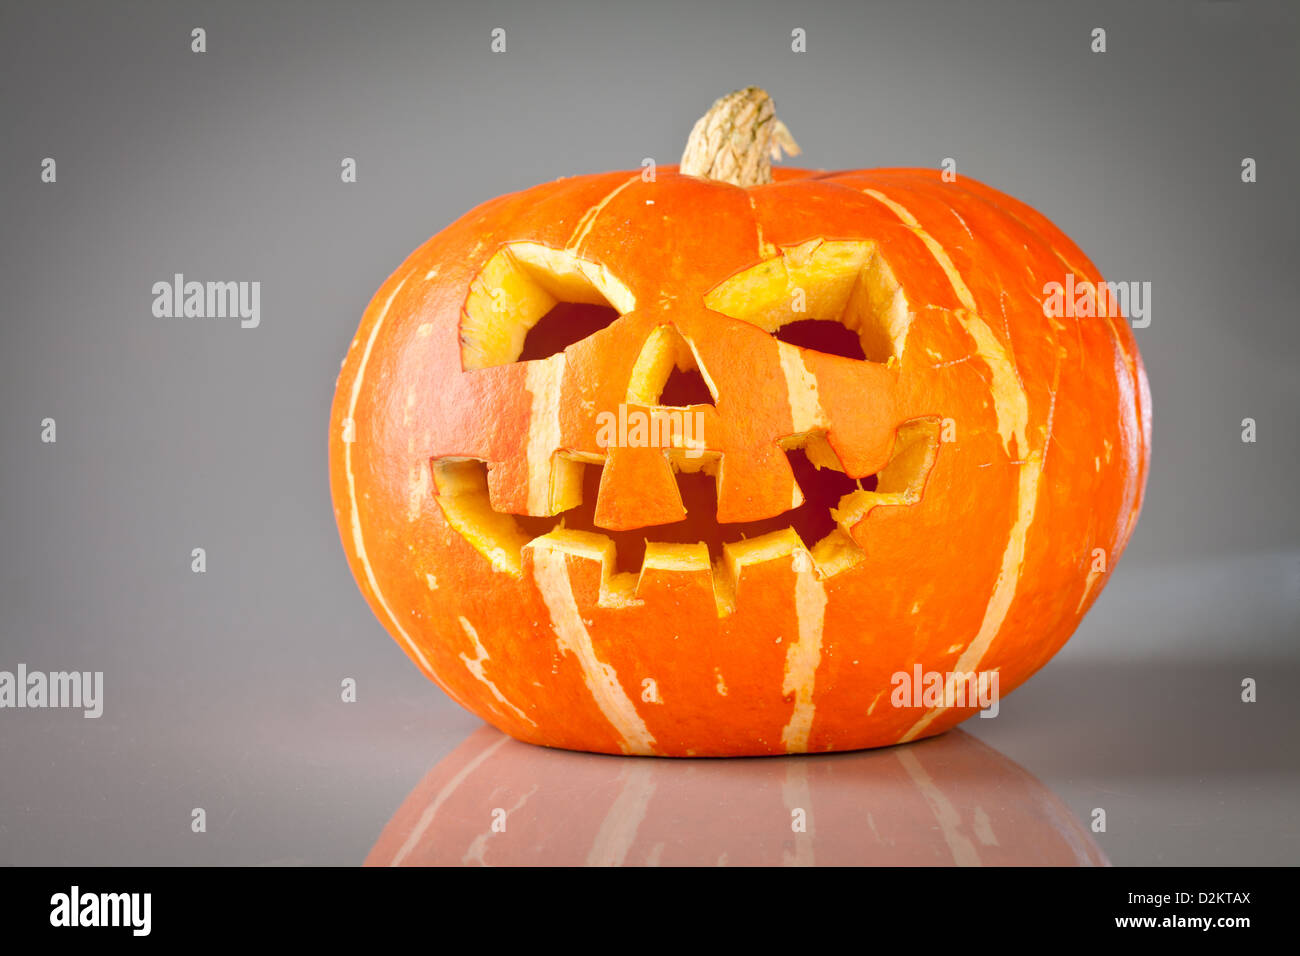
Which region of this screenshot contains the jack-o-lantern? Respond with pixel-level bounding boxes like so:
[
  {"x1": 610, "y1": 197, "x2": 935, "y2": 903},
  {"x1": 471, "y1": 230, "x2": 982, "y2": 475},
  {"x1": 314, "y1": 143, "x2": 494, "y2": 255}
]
[{"x1": 330, "y1": 88, "x2": 1150, "y2": 757}]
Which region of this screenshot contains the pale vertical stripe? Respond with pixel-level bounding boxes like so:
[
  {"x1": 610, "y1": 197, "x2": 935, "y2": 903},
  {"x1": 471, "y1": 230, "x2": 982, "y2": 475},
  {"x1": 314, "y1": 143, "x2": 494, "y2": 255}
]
[
  {"x1": 778, "y1": 342, "x2": 825, "y2": 509},
  {"x1": 344, "y1": 275, "x2": 436, "y2": 676},
  {"x1": 862, "y1": 188, "x2": 1029, "y2": 456},
  {"x1": 901, "y1": 455, "x2": 1043, "y2": 742},
  {"x1": 862, "y1": 187, "x2": 1041, "y2": 742},
  {"x1": 524, "y1": 355, "x2": 566, "y2": 514},
  {"x1": 865, "y1": 189, "x2": 977, "y2": 311},
  {"x1": 780, "y1": 571, "x2": 828, "y2": 753},
  {"x1": 1049, "y1": 245, "x2": 1146, "y2": 611},
  {"x1": 777, "y1": 341, "x2": 828, "y2": 433},
  {"x1": 457, "y1": 617, "x2": 536, "y2": 726},
  {"x1": 957, "y1": 308, "x2": 1030, "y2": 453},
  {"x1": 388, "y1": 733, "x2": 510, "y2": 865},
  {"x1": 406, "y1": 460, "x2": 428, "y2": 522},
  {"x1": 531, "y1": 547, "x2": 658, "y2": 755},
  {"x1": 586, "y1": 762, "x2": 656, "y2": 866},
  {"x1": 896, "y1": 747, "x2": 982, "y2": 866}
]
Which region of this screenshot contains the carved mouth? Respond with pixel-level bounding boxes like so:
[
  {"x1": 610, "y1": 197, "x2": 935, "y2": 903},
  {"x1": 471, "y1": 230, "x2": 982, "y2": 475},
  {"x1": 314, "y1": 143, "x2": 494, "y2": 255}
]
[
  {"x1": 431, "y1": 417, "x2": 939, "y2": 614},
  {"x1": 515, "y1": 446, "x2": 873, "y2": 572}
]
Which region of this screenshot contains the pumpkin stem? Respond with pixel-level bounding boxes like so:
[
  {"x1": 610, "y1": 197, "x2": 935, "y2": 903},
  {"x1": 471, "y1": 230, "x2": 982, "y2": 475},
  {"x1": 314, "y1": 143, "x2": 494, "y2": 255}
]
[{"x1": 679, "y1": 87, "x2": 801, "y2": 186}]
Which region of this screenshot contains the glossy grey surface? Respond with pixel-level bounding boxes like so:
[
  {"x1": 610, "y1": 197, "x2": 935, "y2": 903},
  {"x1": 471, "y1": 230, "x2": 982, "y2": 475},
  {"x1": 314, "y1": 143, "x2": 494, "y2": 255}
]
[{"x1": 1, "y1": 0, "x2": 1297, "y2": 865}]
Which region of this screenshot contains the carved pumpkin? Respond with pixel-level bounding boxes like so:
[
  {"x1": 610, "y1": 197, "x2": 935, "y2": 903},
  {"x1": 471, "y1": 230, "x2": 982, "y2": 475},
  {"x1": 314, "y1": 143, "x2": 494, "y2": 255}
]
[
  {"x1": 366, "y1": 726, "x2": 1108, "y2": 866},
  {"x1": 330, "y1": 88, "x2": 1150, "y2": 756}
]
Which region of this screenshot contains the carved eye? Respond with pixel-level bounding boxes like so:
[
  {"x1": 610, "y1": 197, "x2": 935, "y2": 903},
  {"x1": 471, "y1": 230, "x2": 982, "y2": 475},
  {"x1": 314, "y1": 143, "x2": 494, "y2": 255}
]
[
  {"x1": 773, "y1": 319, "x2": 866, "y2": 360},
  {"x1": 460, "y1": 243, "x2": 635, "y2": 369},
  {"x1": 703, "y1": 239, "x2": 909, "y2": 364}
]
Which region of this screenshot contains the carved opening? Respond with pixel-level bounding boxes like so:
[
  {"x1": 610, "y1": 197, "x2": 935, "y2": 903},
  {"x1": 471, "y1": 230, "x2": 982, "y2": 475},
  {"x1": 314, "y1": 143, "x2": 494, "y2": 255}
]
[
  {"x1": 430, "y1": 417, "x2": 939, "y2": 603},
  {"x1": 460, "y1": 242, "x2": 636, "y2": 370},
  {"x1": 517, "y1": 450, "x2": 875, "y2": 576},
  {"x1": 518, "y1": 302, "x2": 621, "y2": 362},
  {"x1": 626, "y1": 325, "x2": 717, "y2": 407},
  {"x1": 703, "y1": 238, "x2": 911, "y2": 364},
  {"x1": 774, "y1": 319, "x2": 867, "y2": 360},
  {"x1": 660, "y1": 367, "x2": 715, "y2": 407}
]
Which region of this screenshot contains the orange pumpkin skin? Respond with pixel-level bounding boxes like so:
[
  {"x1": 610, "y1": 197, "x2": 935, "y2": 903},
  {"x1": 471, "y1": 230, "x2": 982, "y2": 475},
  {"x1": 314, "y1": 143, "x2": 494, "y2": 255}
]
[
  {"x1": 329, "y1": 163, "x2": 1150, "y2": 757},
  {"x1": 366, "y1": 726, "x2": 1108, "y2": 866}
]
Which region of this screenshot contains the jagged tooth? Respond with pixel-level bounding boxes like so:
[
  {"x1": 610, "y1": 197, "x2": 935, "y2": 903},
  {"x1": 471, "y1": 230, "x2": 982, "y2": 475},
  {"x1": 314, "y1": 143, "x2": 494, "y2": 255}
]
[
  {"x1": 828, "y1": 416, "x2": 944, "y2": 544},
  {"x1": 716, "y1": 445, "x2": 800, "y2": 523},
  {"x1": 706, "y1": 530, "x2": 829, "y2": 626},
  {"x1": 719, "y1": 529, "x2": 815, "y2": 593},
  {"x1": 789, "y1": 473, "x2": 807, "y2": 511},
  {"x1": 639, "y1": 541, "x2": 711, "y2": 575},
  {"x1": 800, "y1": 431, "x2": 849, "y2": 473},
  {"x1": 505, "y1": 448, "x2": 586, "y2": 517},
  {"x1": 634, "y1": 542, "x2": 717, "y2": 612},
  {"x1": 523, "y1": 530, "x2": 639, "y2": 608},
  {"x1": 831, "y1": 488, "x2": 880, "y2": 530},
  {"x1": 667, "y1": 448, "x2": 721, "y2": 475},
  {"x1": 594, "y1": 446, "x2": 684, "y2": 530},
  {"x1": 811, "y1": 527, "x2": 867, "y2": 577},
  {"x1": 524, "y1": 528, "x2": 614, "y2": 563},
  {"x1": 547, "y1": 452, "x2": 585, "y2": 514},
  {"x1": 711, "y1": 560, "x2": 737, "y2": 617}
]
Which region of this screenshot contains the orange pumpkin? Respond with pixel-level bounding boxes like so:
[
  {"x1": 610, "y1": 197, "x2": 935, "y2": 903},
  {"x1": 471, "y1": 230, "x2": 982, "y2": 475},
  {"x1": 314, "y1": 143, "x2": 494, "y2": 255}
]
[
  {"x1": 366, "y1": 726, "x2": 1108, "y2": 866},
  {"x1": 330, "y1": 88, "x2": 1150, "y2": 757}
]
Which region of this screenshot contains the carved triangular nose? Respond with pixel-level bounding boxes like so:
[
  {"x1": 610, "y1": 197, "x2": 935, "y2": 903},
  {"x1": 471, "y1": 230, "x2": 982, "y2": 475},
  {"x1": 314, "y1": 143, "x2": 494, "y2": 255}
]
[
  {"x1": 588, "y1": 325, "x2": 719, "y2": 531},
  {"x1": 660, "y1": 364, "x2": 715, "y2": 407},
  {"x1": 625, "y1": 325, "x2": 717, "y2": 407}
]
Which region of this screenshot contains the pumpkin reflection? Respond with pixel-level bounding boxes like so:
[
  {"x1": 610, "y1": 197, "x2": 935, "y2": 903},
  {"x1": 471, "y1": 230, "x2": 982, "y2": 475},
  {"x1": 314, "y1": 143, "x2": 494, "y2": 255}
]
[{"x1": 367, "y1": 727, "x2": 1106, "y2": 866}]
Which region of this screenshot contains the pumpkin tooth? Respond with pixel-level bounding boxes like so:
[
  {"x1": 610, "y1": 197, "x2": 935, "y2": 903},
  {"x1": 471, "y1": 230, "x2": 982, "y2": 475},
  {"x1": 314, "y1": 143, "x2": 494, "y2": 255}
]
[
  {"x1": 778, "y1": 429, "x2": 847, "y2": 473},
  {"x1": 829, "y1": 417, "x2": 943, "y2": 541},
  {"x1": 723, "y1": 529, "x2": 812, "y2": 580},
  {"x1": 592, "y1": 445, "x2": 685, "y2": 530},
  {"x1": 634, "y1": 542, "x2": 724, "y2": 612},
  {"x1": 523, "y1": 530, "x2": 640, "y2": 610}
]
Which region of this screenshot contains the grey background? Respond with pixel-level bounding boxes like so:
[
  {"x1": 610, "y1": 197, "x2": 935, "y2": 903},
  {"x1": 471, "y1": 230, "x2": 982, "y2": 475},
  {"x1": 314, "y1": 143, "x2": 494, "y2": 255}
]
[{"x1": 0, "y1": 0, "x2": 1296, "y2": 865}]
